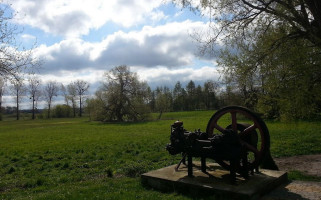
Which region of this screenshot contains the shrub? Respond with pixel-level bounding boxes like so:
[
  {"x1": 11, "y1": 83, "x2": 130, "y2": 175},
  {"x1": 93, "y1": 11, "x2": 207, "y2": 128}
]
[{"x1": 53, "y1": 104, "x2": 72, "y2": 118}]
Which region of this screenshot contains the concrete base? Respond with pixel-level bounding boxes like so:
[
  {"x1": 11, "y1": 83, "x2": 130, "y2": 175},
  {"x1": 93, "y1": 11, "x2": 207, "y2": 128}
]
[{"x1": 141, "y1": 162, "x2": 288, "y2": 200}]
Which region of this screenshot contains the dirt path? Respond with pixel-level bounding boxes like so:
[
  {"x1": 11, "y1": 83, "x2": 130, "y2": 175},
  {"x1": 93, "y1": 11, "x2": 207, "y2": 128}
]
[
  {"x1": 274, "y1": 154, "x2": 321, "y2": 177},
  {"x1": 260, "y1": 154, "x2": 321, "y2": 200}
]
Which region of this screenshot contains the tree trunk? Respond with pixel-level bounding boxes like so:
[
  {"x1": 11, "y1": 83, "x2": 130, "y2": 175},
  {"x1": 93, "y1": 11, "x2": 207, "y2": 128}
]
[
  {"x1": 47, "y1": 104, "x2": 51, "y2": 118},
  {"x1": 117, "y1": 111, "x2": 123, "y2": 122},
  {"x1": 73, "y1": 105, "x2": 76, "y2": 118},
  {"x1": 16, "y1": 93, "x2": 19, "y2": 120},
  {"x1": 79, "y1": 95, "x2": 82, "y2": 117},
  {"x1": 32, "y1": 96, "x2": 35, "y2": 120},
  {"x1": 158, "y1": 110, "x2": 163, "y2": 120}
]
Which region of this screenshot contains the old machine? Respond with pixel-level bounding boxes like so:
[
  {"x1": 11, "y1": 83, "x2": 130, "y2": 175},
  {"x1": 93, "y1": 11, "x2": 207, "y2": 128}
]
[{"x1": 166, "y1": 106, "x2": 270, "y2": 183}]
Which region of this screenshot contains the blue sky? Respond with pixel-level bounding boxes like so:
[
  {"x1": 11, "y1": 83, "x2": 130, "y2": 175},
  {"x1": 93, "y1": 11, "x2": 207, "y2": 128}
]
[{"x1": 3, "y1": 0, "x2": 220, "y2": 108}]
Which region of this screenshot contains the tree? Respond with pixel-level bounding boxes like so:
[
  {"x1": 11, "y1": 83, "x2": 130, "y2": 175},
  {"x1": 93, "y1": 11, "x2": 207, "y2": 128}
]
[
  {"x1": 219, "y1": 25, "x2": 321, "y2": 119},
  {"x1": 155, "y1": 86, "x2": 172, "y2": 119},
  {"x1": 10, "y1": 80, "x2": 25, "y2": 120},
  {"x1": 28, "y1": 76, "x2": 42, "y2": 120},
  {"x1": 146, "y1": 86, "x2": 155, "y2": 112},
  {"x1": 195, "y1": 85, "x2": 203, "y2": 110},
  {"x1": 86, "y1": 97, "x2": 106, "y2": 121},
  {"x1": 86, "y1": 90, "x2": 110, "y2": 121},
  {"x1": 74, "y1": 80, "x2": 89, "y2": 117},
  {"x1": 99, "y1": 65, "x2": 150, "y2": 122},
  {"x1": 172, "y1": 81, "x2": 186, "y2": 111},
  {"x1": 174, "y1": 0, "x2": 321, "y2": 50},
  {"x1": 60, "y1": 84, "x2": 69, "y2": 106},
  {"x1": 67, "y1": 83, "x2": 77, "y2": 117},
  {"x1": 44, "y1": 81, "x2": 59, "y2": 118},
  {"x1": 175, "y1": 0, "x2": 321, "y2": 119},
  {"x1": 203, "y1": 80, "x2": 219, "y2": 109},
  {"x1": 186, "y1": 80, "x2": 196, "y2": 110},
  {"x1": 0, "y1": 4, "x2": 38, "y2": 80}
]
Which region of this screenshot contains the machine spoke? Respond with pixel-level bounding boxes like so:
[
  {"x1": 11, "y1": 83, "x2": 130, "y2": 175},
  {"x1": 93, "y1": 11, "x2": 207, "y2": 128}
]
[
  {"x1": 231, "y1": 111, "x2": 238, "y2": 133},
  {"x1": 242, "y1": 141, "x2": 260, "y2": 156},
  {"x1": 240, "y1": 124, "x2": 257, "y2": 137},
  {"x1": 214, "y1": 123, "x2": 226, "y2": 133}
]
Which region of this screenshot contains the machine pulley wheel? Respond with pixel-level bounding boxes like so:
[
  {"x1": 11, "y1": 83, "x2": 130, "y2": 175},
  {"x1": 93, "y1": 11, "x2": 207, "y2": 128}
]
[{"x1": 206, "y1": 106, "x2": 270, "y2": 171}]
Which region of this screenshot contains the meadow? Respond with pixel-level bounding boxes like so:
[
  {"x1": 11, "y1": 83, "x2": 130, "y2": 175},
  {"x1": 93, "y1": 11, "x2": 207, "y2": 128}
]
[{"x1": 1, "y1": 110, "x2": 321, "y2": 199}]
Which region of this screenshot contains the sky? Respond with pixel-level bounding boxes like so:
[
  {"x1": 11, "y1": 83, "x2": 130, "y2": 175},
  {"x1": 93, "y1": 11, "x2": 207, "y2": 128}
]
[{"x1": 3, "y1": 0, "x2": 221, "y2": 108}]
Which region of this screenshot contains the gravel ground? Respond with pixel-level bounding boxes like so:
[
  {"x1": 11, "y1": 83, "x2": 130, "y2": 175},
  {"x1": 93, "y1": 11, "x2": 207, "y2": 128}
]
[
  {"x1": 261, "y1": 154, "x2": 321, "y2": 200},
  {"x1": 274, "y1": 154, "x2": 321, "y2": 177}
]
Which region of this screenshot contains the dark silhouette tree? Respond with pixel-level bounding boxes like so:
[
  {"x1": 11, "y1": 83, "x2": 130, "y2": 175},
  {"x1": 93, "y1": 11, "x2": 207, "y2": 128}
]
[
  {"x1": 10, "y1": 80, "x2": 25, "y2": 120},
  {"x1": 74, "y1": 80, "x2": 89, "y2": 117},
  {"x1": 44, "y1": 81, "x2": 59, "y2": 118},
  {"x1": 28, "y1": 76, "x2": 42, "y2": 120}
]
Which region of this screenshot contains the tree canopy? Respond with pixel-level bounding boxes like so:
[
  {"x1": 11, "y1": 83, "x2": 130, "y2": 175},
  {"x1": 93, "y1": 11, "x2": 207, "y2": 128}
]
[
  {"x1": 174, "y1": 0, "x2": 321, "y2": 50},
  {"x1": 174, "y1": 0, "x2": 321, "y2": 120},
  {"x1": 218, "y1": 20, "x2": 321, "y2": 119},
  {"x1": 89, "y1": 65, "x2": 150, "y2": 122},
  {"x1": 0, "y1": 5, "x2": 38, "y2": 80}
]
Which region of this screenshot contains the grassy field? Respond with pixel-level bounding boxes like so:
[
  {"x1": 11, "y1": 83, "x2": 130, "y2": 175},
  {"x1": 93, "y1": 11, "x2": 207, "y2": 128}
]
[{"x1": 0, "y1": 110, "x2": 321, "y2": 199}]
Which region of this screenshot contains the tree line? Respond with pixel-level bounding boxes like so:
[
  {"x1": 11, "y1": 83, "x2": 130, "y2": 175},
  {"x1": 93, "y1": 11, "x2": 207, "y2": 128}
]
[
  {"x1": 86, "y1": 65, "x2": 222, "y2": 122},
  {"x1": 2, "y1": 59, "x2": 320, "y2": 122},
  {"x1": 0, "y1": 77, "x2": 90, "y2": 120},
  {"x1": 1, "y1": 65, "x2": 223, "y2": 122}
]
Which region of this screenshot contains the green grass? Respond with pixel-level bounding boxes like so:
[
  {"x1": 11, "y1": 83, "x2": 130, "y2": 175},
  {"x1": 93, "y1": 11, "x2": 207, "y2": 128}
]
[
  {"x1": 0, "y1": 110, "x2": 321, "y2": 199},
  {"x1": 288, "y1": 170, "x2": 321, "y2": 182},
  {"x1": 268, "y1": 120, "x2": 321, "y2": 157}
]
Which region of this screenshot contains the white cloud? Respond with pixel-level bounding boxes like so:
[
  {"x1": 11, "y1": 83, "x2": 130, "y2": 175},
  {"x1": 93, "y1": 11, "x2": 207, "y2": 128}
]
[
  {"x1": 28, "y1": 20, "x2": 219, "y2": 93},
  {"x1": 10, "y1": 0, "x2": 169, "y2": 37},
  {"x1": 21, "y1": 34, "x2": 36, "y2": 41},
  {"x1": 33, "y1": 20, "x2": 214, "y2": 74},
  {"x1": 135, "y1": 65, "x2": 219, "y2": 88},
  {"x1": 97, "y1": 21, "x2": 200, "y2": 68}
]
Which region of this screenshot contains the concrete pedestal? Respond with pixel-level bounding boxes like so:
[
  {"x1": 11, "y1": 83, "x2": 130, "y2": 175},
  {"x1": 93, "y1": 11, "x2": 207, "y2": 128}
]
[{"x1": 141, "y1": 162, "x2": 287, "y2": 200}]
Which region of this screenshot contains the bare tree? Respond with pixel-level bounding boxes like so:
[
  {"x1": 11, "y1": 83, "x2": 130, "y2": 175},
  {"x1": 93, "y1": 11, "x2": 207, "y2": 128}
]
[
  {"x1": 60, "y1": 84, "x2": 69, "y2": 106},
  {"x1": 0, "y1": 4, "x2": 39, "y2": 80},
  {"x1": 10, "y1": 80, "x2": 25, "y2": 120},
  {"x1": 67, "y1": 83, "x2": 77, "y2": 117},
  {"x1": 74, "y1": 80, "x2": 89, "y2": 117},
  {"x1": 28, "y1": 76, "x2": 42, "y2": 120},
  {"x1": 44, "y1": 81, "x2": 59, "y2": 118}
]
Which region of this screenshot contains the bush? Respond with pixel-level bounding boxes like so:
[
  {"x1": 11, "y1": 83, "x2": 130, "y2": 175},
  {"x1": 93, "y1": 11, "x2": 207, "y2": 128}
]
[
  {"x1": 53, "y1": 104, "x2": 72, "y2": 118},
  {"x1": 37, "y1": 109, "x2": 47, "y2": 119},
  {"x1": 85, "y1": 98, "x2": 107, "y2": 121}
]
